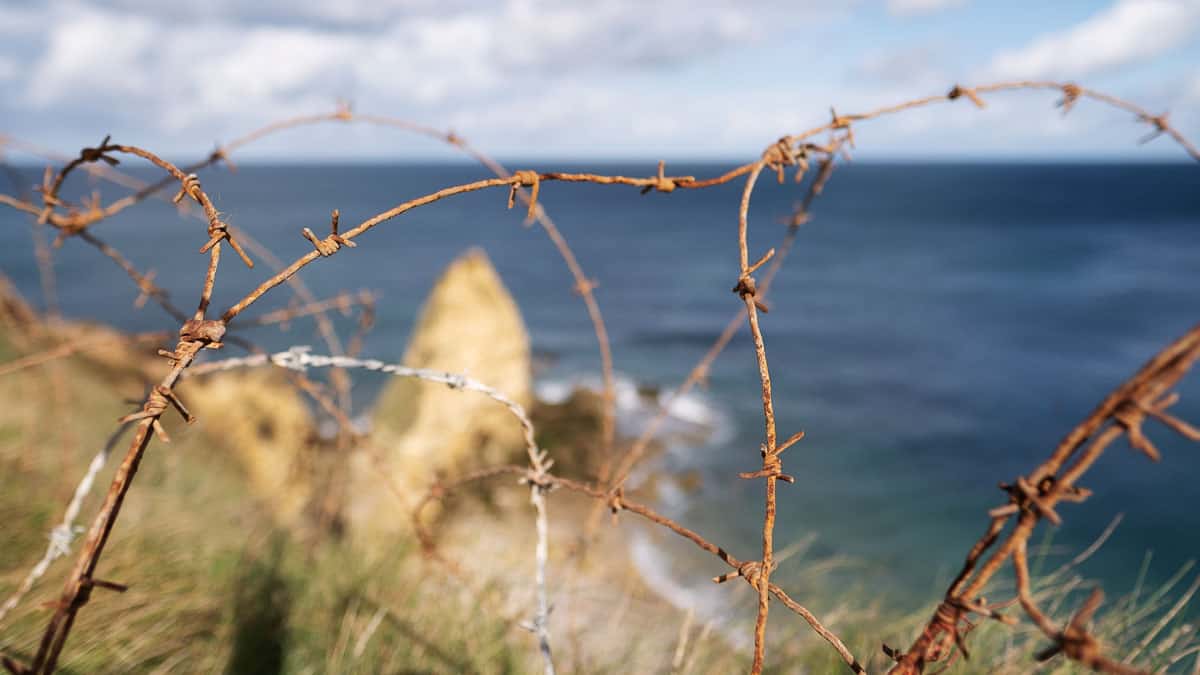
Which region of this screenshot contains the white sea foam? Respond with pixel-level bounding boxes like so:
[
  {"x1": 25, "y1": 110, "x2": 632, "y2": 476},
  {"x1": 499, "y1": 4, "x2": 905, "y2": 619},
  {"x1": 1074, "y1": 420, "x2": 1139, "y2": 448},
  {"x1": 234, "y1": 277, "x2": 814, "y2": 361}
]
[
  {"x1": 534, "y1": 371, "x2": 732, "y2": 453},
  {"x1": 628, "y1": 531, "x2": 750, "y2": 649},
  {"x1": 538, "y1": 370, "x2": 750, "y2": 643}
]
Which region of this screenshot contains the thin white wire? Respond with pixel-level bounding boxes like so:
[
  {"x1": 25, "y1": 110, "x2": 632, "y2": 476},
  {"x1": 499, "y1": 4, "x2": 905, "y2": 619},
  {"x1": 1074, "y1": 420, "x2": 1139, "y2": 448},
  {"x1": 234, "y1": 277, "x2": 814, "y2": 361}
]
[
  {"x1": 0, "y1": 423, "x2": 131, "y2": 624},
  {"x1": 187, "y1": 346, "x2": 556, "y2": 673}
]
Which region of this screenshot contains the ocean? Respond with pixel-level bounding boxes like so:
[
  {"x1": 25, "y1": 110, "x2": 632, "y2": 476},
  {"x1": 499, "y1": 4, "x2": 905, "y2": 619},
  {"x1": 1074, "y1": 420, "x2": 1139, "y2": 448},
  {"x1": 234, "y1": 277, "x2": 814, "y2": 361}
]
[{"x1": 2, "y1": 161, "x2": 1198, "y2": 613}]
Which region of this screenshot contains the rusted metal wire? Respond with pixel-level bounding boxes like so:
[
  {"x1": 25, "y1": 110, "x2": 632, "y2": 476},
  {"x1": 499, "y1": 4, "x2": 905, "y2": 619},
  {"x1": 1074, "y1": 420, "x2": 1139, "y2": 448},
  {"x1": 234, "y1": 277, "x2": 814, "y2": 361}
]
[
  {"x1": 0, "y1": 423, "x2": 133, "y2": 626},
  {"x1": 181, "y1": 347, "x2": 558, "y2": 674},
  {"x1": 887, "y1": 323, "x2": 1200, "y2": 675},
  {"x1": 218, "y1": 110, "x2": 621, "y2": 464},
  {"x1": 1, "y1": 80, "x2": 1197, "y2": 675}
]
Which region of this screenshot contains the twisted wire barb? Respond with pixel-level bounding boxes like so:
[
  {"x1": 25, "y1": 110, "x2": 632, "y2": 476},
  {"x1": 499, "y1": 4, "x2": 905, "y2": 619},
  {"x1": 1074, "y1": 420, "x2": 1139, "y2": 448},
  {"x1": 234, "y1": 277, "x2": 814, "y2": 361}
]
[
  {"x1": 405, "y1": 463, "x2": 866, "y2": 673},
  {"x1": 3, "y1": 138, "x2": 361, "y2": 413},
  {"x1": 0, "y1": 194, "x2": 186, "y2": 322},
  {"x1": 601, "y1": 145, "x2": 839, "y2": 510},
  {"x1": 8, "y1": 107, "x2": 620, "y2": 468},
  {"x1": 0, "y1": 423, "x2": 132, "y2": 626},
  {"x1": 222, "y1": 111, "x2": 618, "y2": 460},
  {"x1": 186, "y1": 347, "x2": 557, "y2": 674},
  {"x1": 26, "y1": 326, "x2": 220, "y2": 674},
  {"x1": 887, "y1": 323, "x2": 1200, "y2": 675}
]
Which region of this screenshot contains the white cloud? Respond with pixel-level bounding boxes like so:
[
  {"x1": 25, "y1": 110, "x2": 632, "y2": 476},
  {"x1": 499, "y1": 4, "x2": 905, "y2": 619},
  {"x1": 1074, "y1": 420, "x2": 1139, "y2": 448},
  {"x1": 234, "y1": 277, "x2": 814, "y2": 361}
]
[
  {"x1": 28, "y1": 9, "x2": 157, "y2": 105},
  {"x1": 1, "y1": 1, "x2": 1196, "y2": 160},
  {"x1": 985, "y1": 0, "x2": 1200, "y2": 80},
  {"x1": 11, "y1": 1, "x2": 778, "y2": 138},
  {"x1": 886, "y1": 0, "x2": 966, "y2": 16}
]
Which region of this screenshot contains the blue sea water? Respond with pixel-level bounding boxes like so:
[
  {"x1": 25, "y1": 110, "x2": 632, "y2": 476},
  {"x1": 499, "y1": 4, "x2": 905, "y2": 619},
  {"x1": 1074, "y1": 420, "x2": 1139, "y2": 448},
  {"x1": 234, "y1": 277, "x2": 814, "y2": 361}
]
[{"x1": 2, "y1": 161, "x2": 1198, "y2": 611}]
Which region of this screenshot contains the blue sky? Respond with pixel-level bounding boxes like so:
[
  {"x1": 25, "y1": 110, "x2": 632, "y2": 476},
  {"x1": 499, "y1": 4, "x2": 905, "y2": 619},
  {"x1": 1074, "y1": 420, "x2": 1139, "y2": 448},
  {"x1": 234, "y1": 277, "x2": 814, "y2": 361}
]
[{"x1": 1, "y1": 0, "x2": 1199, "y2": 161}]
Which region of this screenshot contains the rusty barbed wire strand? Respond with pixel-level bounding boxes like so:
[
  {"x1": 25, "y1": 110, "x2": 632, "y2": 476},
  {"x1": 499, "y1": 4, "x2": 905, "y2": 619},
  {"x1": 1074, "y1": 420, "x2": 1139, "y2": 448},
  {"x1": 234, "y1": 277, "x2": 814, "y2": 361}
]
[
  {"x1": 4, "y1": 80, "x2": 1197, "y2": 674},
  {"x1": 213, "y1": 107, "x2": 621, "y2": 465},
  {"x1": 0, "y1": 194, "x2": 187, "y2": 322},
  {"x1": 778, "y1": 81, "x2": 1199, "y2": 161},
  {"x1": 0, "y1": 422, "x2": 133, "y2": 627},
  {"x1": 3, "y1": 79, "x2": 1192, "y2": 450},
  {"x1": 5, "y1": 138, "x2": 362, "y2": 438},
  {"x1": 17, "y1": 141, "x2": 242, "y2": 673},
  {"x1": 24, "y1": 324, "x2": 222, "y2": 674},
  {"x1": 887, "y1": 323, "x2": 1200, "y2": 675},
  {"x1": 3, "y1": 153, "x2": 360, "y2": 414},
  {"x1": 11, "y1": 79, "x2": 1180, "y2": 241},
  {"x1": 10, "y1": 106, "x2": 616, "y2": 467},
  {"x1": 732, "y1": 160, "x2": 783, "y2": 674},
  {"x1": 403, "y1": 462, "x2": 865, "y2": 673},
  {"x1": 217, "y1": 171, "x2": 711, "y2": 323},
  {"x1": 1, "y1": 107, "x2": 621, "y2": 462},
  {"x1": 592, "y1": 141, "x2": 843, "y2": 537}
]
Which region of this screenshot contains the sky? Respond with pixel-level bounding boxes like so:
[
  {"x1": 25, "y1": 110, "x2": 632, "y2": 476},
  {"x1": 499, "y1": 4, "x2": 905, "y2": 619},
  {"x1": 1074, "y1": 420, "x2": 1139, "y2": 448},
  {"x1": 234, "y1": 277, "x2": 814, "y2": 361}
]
[{"x1": 1, "y1": 0, "x2": 1199, "y2": 162}]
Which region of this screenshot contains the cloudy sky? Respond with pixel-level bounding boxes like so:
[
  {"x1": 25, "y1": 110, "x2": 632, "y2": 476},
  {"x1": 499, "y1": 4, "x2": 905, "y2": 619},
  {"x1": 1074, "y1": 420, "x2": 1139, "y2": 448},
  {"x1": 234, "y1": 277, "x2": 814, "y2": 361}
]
[{"x1": 2, "y1": 0, "x2": 1199, "y2": 161}]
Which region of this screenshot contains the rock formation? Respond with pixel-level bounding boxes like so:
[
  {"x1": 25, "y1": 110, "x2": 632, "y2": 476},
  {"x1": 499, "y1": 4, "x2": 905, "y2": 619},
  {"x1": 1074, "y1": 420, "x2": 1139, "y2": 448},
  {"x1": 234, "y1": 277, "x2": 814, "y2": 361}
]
[
  {"x1": 185, "y1": 369, "x2": 316, "y2": 525},
  {"x1": 346, "y1": 248, "x2": 532, "y2": 531},
  {"x1": 182, "y1": 248, "x2": 532, "y2": 534}
]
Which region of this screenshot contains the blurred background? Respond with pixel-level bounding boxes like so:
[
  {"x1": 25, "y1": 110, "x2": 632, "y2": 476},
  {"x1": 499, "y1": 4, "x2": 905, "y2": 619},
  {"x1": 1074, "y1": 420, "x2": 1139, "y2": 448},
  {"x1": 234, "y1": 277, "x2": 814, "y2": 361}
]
[
  {"x1": 2, "y1": 1, "x2": 1199, "y2": 673},
  {"x1": 1, "y1": 0, "x2": 1199, "y2": 160}
]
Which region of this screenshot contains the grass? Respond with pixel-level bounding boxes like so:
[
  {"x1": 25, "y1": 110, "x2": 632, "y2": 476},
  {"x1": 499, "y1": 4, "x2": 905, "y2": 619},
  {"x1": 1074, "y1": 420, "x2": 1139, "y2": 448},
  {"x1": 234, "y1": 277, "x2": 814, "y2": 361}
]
[
  {"x1": 0, "y1": 326, "x2": 529, "y2": 674},
  {"x1": 0, "y1": 319, "x2": 1198, "y2": 674}
]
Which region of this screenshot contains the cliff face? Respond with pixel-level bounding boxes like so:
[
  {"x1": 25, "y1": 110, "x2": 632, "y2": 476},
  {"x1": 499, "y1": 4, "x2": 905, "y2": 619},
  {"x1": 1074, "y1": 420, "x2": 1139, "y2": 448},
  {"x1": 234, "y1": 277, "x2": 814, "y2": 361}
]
[
  {"x1": 371, "y1": 247, "x2": 531, "y2": 447},
  {"x1": 0, "y1": 250, "x2": 547, "y2": 537},
  {"x1": 154, "y1": 248, "x2": 533, "y2": 534},
  {"x1": 185, "y1": 370, "x2": 316, "y2": 525},
  {"x1": 351, "y1": 248, "x2": 534, "y2": 532}
]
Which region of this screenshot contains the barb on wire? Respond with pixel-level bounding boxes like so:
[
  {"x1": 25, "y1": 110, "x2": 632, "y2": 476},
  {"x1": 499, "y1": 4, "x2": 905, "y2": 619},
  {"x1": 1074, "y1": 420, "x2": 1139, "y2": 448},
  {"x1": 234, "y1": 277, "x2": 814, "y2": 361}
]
[
  {"x1": 596, "y1": 142, "x2": 843, "y2": 537},
  {"x1": 406, "y1": 463, "x2": 866, "y2": 674},
  {"x1": 0, "y1": 423, "x2": 132, "y2": 626},
  {"x1": 887, "y1": 323, "x2": 1200, "y2": 675},
  {"x1": 2, "y1": 133, "x2": 357, "y2": 413},
  {"x1": 189, "y1": 347, "x2": 557, "y2": 674}
]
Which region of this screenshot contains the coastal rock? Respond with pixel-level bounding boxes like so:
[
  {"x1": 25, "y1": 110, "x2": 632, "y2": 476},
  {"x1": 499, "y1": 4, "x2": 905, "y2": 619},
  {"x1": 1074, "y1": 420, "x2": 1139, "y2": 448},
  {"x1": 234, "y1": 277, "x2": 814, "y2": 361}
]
[
  {"x1": 529, "y1": 388, "x2": 606, "y2": 479},
  {"x1": 347, "y1": 248, "x2": 532, "y2": 531},
  {"x1": 180, "y1": 248, "x2": 533, "y2": 534},
  {"x1": 184, "y1": 369, "x2": 317, "y2": 526}
]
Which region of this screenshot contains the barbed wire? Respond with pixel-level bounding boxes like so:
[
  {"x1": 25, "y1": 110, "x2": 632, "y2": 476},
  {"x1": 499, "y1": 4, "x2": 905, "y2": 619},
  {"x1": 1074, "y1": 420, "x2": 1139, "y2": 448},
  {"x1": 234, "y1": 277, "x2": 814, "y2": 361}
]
[
  {"x1": 886, "y1": 323, "x2": 1200, "y2": 675},
  {"x1": 0, "y1": 423, "x2": 133, "y2": 626},
  {"x1": 0, "y1": 79, "x2": 1197, "y2": 674},
  {"x1": 183, "y1": 346, "x2": 557, "y2": 674}
]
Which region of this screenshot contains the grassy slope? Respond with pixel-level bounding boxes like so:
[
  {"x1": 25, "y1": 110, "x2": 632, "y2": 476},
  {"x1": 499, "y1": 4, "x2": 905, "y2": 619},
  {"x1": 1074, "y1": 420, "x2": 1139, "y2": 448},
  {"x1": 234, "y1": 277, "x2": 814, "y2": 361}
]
[
  {"x1": 0, "y1": 327, "x2": 527, "y2": 674},
  {"x1": 0, "y1": 323, "x2": 1197, "y2": 674}
]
